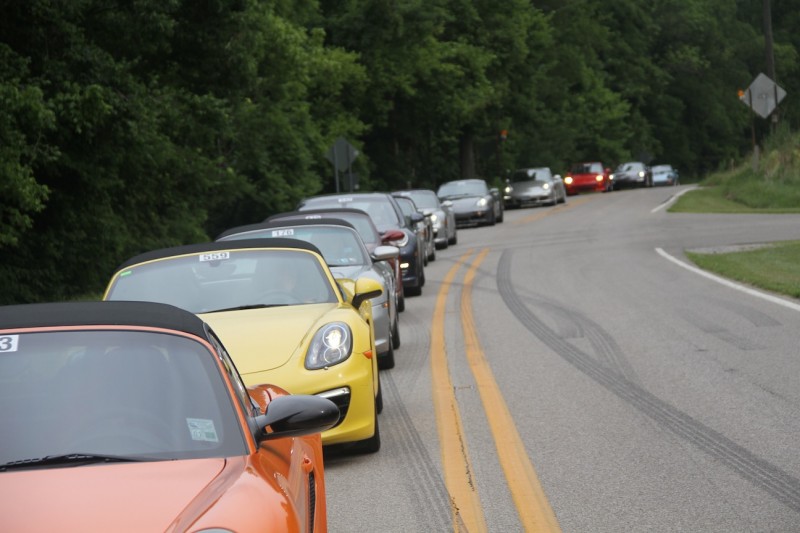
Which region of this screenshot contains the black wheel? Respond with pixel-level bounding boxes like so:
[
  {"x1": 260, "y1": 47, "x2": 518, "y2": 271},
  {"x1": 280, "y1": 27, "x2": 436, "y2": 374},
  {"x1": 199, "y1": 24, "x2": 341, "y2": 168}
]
[
  {"x1": 419, "y1": 262, "x2": 425, "y2": 287},
  {"x1": 428, "y1": 244, "x2": 436, "y2": 262},
  {"x1": 397, "y1": 291, "x2": 405, "y2": 312},
  {"x1": 486, "y1": 210, "x2": 496, "y2": 226},
  {"x1": 376, "y1": 375, "x2": 383, "y2": 413},
  {"x1": 354, "y1": 409, "x2": 381, "y2": 454},
  {"x1": 391, "y1": 315, "x2": 401, "y2": 349},
  {"x1": 449, "y1": 230, "x2": 457, "y2": 245},
  {"x1": 379, "y1": 338, "x2": 395, "y2": 370}
]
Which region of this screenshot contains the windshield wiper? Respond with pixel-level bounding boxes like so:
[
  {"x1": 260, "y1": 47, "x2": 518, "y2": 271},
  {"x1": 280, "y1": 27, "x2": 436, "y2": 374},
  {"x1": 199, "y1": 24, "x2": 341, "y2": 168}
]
[
  {"x1": 204, "y1": 304, "x2": 289, "y2": 313},
  {"x1": 1, "y1": 453, "x2": 149, "y2": 471}
]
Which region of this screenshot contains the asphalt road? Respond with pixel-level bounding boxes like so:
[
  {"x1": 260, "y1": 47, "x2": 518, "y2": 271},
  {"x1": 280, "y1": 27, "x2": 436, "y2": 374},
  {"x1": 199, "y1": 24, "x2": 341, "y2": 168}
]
[{"x1": 322, "y1": 185, "x2": 800, "y2": 533}]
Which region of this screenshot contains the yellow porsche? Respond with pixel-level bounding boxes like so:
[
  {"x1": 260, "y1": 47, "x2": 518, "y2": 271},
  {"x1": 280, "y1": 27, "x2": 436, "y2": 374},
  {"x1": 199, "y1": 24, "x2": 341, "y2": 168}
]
[{"x1": 103, "y1": 238, "x2": 384, "y2": 453}]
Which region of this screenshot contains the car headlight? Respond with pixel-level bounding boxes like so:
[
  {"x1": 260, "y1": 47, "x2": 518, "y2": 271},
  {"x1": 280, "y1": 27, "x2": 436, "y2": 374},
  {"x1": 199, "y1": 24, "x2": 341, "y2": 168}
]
[
  {"x1": 430, "y1": 213, "x2": 438, "y2": 223},
  {"x1": 638, "y1": 171, "x2": 645, "y2": 178},
  {"x1": 542, "y1": 183, "x2": 550, "y2": 190},
  {"x1": 504, "y1": 186, "x2": 513, "y2": 193},
  {"x1": 609, "y1": 174, "x2": 615, "y2": 180},
  {"x1": 476, "y1": 198, "x2": 488, "y2": 207},
  {"x1": 306, "y1": 322, "x2": 352, "y2": 369},
  {"x1": 596, "y1": 174, "x2": 604, "y2": 182},
  {"x1": 564, "y1": 176, "x2": 573, "y2": 185}
]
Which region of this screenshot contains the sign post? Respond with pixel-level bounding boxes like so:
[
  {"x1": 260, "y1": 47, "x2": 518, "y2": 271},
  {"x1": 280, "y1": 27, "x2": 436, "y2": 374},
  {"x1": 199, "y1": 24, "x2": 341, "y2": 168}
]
[{"x1": 326, "y1": 137, "x2": 359, "y2": 192}]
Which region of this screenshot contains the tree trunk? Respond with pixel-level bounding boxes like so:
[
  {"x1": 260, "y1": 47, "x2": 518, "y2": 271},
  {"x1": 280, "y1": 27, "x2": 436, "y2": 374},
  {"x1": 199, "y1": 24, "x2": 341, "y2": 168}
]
[{"x1": 459, "y1": 131, "x2": 476, "y2": 180}]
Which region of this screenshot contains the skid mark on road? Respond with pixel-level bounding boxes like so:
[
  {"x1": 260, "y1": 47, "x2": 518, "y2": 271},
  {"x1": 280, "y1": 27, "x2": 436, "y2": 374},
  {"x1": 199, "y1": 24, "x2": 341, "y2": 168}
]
[{"x1": 497, "y1": 249, "x2": 800, "y2": 514}]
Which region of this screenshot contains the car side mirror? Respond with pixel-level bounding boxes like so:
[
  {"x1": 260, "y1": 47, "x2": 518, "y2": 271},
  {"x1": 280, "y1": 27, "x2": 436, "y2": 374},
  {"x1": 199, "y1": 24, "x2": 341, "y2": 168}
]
[
  {"x1": 252, "y1": 391, "x2": 340, "y2": 442},
  {"x1": 410, "y1": 212, "x2": 424, "y2": 224},
  {"x1": 441, "y1": 199, "x2": 453, "y2": 208},
  {"x1": 352, "y1": 277, "x2": 383, "y2": 309},
  {"x1": 372, "y1": 245, "x2": 400, "y2": 262}
]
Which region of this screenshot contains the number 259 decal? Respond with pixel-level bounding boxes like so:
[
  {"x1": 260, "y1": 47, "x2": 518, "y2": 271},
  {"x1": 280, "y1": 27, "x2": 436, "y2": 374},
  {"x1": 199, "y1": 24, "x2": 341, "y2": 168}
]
[{"x1": 0, "y1": 335, "x2": 19, "y2": 353}]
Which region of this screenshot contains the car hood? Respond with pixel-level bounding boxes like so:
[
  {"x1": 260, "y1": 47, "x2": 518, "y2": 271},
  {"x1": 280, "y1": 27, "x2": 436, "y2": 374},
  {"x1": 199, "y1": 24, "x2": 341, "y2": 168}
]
[
  {"x1": 200, "y1": 303, "x2": 337, "y2": 374},
  {"x1": 0, "y1": 458, "x2": 240, "y2": 531}
]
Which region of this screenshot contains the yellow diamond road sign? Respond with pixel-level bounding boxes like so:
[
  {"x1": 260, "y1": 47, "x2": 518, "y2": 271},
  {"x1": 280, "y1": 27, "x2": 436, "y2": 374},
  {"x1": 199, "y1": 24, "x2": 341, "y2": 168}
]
[{"x1": 740, "y1": 73, "x2": 787, "y2": 119}]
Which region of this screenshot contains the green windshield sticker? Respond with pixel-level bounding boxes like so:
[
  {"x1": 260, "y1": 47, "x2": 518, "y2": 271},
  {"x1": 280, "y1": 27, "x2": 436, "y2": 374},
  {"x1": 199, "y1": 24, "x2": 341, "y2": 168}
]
[
  {"x1": 187, "y1": 418, "x2": 219, "y2": 443},
  {"x1": 119, "y1": 270, "x2": 133, "y2": 277}
]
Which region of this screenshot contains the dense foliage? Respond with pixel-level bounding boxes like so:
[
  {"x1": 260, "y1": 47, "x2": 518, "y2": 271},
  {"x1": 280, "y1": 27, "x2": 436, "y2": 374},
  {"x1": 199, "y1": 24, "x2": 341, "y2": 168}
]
[{"x1": 1, "y1": 0, "x2": 797, "y2": 303}]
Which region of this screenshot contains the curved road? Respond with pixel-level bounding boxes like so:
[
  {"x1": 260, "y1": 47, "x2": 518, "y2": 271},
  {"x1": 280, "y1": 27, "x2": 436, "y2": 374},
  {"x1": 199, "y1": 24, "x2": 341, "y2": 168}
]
[{"x1": 323, "y1": 185, "x2": 800, "y2": 532}]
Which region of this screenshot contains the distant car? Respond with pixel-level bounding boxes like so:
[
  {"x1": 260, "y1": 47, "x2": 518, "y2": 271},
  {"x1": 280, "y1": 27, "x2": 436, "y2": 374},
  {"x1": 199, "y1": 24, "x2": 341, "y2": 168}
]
[
  {"x1": 437, "y1": 178, "x2": 504, "y2": 227},
  {"x1": 392, "y1": 189, "x2": 457, "y2": 248},
  {"x1": 0, "y1": 300, "x2": 339, "y2": 532},
  {"x1": 651, "y1": 164, "x2": 679, "y2": 186},
  {"x1": 266, "y1": 208, "x2": 406, "y2": 312},
  {"x1": 297, "y1": 192, "x2": 426, "y2": 297},
  {"x1": 104, "y1": 239, "x2": 384, "y2": 452},
  {"x1": 504, "y1": 167, "x2": 567, "y2": 207},
  {"x1": 564, "y1": 161, "x2": 612, "y2": 195},
  {"x1": 392, "y1": 194, "x2": 435, "y2": 263},
  {"x1": 611, "y1": 161, "x2": 652, "y2": 189},
  {"x1": 217, "y1": 218, "x2": 401, "y2": 369}
]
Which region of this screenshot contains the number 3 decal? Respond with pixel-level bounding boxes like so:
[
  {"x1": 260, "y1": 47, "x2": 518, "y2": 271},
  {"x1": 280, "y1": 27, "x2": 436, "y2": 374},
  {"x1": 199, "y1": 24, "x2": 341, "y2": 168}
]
[{"x1": 0, "y1": 335, "x2": 19, "y2": 352}]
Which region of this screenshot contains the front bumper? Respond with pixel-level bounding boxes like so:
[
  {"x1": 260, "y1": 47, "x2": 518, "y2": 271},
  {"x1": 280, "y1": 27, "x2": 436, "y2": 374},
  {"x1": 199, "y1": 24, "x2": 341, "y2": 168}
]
[
  {"x1": 454, "y1": 208, "x2": 491, "y2": 227},
  {"x1": 242, "y1": 352, "x2": 377, "y2": 446}
]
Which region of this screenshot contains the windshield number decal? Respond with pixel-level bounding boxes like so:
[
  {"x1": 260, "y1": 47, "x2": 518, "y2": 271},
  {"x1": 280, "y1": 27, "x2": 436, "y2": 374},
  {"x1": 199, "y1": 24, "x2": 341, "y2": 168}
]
[
  {"x1": 271, "y1": 229, "x2": 294, "y2": 237},
  {"x1": 0, "y1": 335, "x2": 19, "y2": 353},
  {"x1": 337, "y1": 197, "x2": 353, "y2": 203},
  {"x1": 199, "y1": 252, "x2": 230, "y2": 262}
]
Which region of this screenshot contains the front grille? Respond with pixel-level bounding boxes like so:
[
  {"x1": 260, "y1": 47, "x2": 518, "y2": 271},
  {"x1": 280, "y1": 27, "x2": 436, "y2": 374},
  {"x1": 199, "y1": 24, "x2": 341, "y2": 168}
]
[{"x1": 316, "y1": 387, "x2": 350, "y2": 427}]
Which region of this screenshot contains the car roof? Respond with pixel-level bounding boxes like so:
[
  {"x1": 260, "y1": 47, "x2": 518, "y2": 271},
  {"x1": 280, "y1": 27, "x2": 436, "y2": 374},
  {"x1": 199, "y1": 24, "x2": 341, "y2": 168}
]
[
  {"x1": 0, "y1": 300, "x2": 208, "y2": 338},
  {"x1": 217, "y1": 218, "x2": 356, "y2": 240},
  {"x1": 300, "y1": 192, "x2": 392, "y2": 202},
  {"x1": 115, "y1": 238, "x2": 323, "y2": 272},
  {"x1": 439, "y1": 178, "x2": 486, "y2": 185}
]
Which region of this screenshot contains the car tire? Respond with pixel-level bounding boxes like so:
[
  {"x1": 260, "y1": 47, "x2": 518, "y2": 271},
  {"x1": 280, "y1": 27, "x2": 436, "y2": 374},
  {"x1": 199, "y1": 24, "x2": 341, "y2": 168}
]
[
  {"x1": 449, "y1": 231, "x2": 457, "y2": 245},
  {"x1": 376, "y1": 375, "x2": 384, "y2": 413},
  {"x1": 487, "y1": 210, "x2": 496, "y2": 226},
  {"x1": 391, "y1": 316, "x2": 401, "y2": 349},
  {"x1": 429, "y1": 245, "x2": 436, "y2": 262},
  {"x1": 355, "y1": 409, "x2": 381, "y2": 454},
  {"x1": 397, "y1": 290, "x2": 405, "y2": 312},
  {"x1": 419, "y1": 263, "x2": 425, "y2": 287},
  {"x1": 497, "y1": 207, "x2": 504, "y2": 223},
  {"x1": 379, "y1": 340, "x2": 395, "y2": 370}
]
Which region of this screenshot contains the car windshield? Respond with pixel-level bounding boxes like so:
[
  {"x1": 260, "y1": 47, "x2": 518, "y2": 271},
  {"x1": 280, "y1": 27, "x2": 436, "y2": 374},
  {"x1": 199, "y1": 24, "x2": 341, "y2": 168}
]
[
  {"x1": 651, "y1": 165, "x2": 672, "y2": 173},
  {"x1": 512, "y1": 169, "x2": 551, "y2": 183},
  {"x1": 437, "y1": 181, "x2": 488, "y2": 198},
  {"x1": 273, "y1": 213, "x2": 381, "y2": 248},
  {"x1": 571, "y1": 163, "x2": 603, "y2": 174},
  {"x1": 106, "y1": 250, "x2": 338, "y2": 313},
  {"x1": 299, "y1": 197, "x2": 403, "y2": 233},
  {"x1": 399, "y1": 191, "x2": 439, "y2": 209},
  {"x1": 618, "y1": 162, "x2": 643, "y2": 172},
  {"x1": 220, "y1": 226, "x2": 369, "y2": 267},
  {"x1": 394, "y1": 197, "x2": 419, "y2": 217},
  {"x1": 0, "y1": 330, "x2": 246, "y2": 466}
]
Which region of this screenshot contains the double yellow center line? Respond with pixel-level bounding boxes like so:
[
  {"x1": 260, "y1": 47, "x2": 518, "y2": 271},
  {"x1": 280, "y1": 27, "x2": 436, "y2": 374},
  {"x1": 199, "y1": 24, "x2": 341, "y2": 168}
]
[{"x1": 430, "y1": 249, "x2": 561, "y2": 532}]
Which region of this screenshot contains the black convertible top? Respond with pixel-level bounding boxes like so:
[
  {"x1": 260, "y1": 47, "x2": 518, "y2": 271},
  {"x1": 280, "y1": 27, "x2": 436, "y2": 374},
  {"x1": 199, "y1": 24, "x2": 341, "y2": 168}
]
[
  {"x1": 114, "y1": 238, "x2": 322, "y2": 273},
  {"x1": 0, "y1": 300, "x2": 208, "y2": 338},
  {"x1": 216, "y1": 218, "x2": 356, "y2": 241}
]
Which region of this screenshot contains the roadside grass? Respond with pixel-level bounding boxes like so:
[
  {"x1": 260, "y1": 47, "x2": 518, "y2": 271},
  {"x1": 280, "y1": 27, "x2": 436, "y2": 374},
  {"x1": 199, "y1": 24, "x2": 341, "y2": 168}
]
[
  {"x1": 673, "y1": 128, "x2": 800, "y2": 300},
  {"x1": 670, "y1": 127, "x2": 800, "y2": 214},
  {"x1": 686, "y1": 241, "x2": 800, "y2": 299}
]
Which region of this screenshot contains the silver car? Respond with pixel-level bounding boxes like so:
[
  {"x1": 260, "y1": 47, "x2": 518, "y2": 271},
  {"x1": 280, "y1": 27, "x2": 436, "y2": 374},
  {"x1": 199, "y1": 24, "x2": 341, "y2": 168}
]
[
  {"x1": 504, "y1": 167, "x2": 566, "y2": 208},
  {"x1": 217, "y1": 218, "x2": 401, "y2": 369},
  {"x1": 393, "y1": 189, "x2": 457, "y2": 249}
]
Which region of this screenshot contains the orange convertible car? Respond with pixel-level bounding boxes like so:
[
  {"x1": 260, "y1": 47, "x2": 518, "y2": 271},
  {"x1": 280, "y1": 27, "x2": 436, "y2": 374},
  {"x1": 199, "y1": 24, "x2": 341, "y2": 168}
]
[{"x1": 0, "y1": 301, "x2": 338, "y2": 532}]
